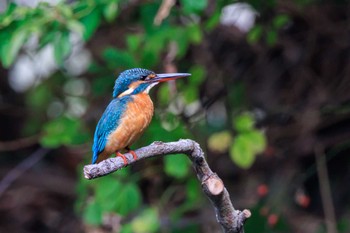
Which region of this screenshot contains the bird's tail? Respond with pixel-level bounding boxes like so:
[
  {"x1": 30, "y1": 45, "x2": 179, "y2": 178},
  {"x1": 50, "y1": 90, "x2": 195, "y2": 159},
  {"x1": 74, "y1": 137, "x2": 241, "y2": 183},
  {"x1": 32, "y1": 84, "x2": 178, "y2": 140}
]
[{"x1": 92, "y1": 151, "x2": 98, "y2": 164}]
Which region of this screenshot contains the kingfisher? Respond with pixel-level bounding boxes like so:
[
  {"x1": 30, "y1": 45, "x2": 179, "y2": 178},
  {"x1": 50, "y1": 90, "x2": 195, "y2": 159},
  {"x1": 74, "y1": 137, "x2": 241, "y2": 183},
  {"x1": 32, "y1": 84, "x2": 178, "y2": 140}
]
[{"x1": 92, "y1": 68, "x2": 190, "y2": 164}]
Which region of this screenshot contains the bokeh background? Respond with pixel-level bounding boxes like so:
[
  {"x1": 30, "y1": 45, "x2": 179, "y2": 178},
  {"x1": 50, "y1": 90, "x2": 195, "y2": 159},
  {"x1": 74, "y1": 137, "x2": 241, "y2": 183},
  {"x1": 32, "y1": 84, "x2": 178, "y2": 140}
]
[{"x1": 0, "y1": 0, "x2": 349, "y2": 232}]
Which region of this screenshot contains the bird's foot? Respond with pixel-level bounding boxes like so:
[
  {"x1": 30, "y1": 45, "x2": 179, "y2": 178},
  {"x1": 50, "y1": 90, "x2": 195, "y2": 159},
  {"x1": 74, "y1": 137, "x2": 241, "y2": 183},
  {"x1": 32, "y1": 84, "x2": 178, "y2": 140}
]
[
  {"x1": 126, "y1": 146, "x2": 138, "y2": 160},
  {"x1": 129, "y1": 150, "x2": 137, "y2": 160},
  {"x1": 116, "y1": 152, "x2": 128, "y2": 165}
]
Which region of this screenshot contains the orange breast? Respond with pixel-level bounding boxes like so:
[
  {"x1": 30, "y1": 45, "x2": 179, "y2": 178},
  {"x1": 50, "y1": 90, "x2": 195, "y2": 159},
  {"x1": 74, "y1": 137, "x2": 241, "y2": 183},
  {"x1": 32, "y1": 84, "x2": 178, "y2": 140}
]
[{"x1": 103, "y1": 93, "x2": 154, "y2": 155}]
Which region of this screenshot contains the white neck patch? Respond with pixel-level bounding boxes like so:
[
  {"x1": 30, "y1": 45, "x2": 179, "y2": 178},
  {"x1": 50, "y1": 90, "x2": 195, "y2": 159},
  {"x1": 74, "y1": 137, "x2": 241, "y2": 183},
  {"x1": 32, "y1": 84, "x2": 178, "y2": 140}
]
[
  {"x1": 118, "y1": 87, "x2": 135, "y2": 98},
  {"x1": 143, "y1": 82, "x2": 159, "y2": 94},
  {"x1": 117, "y1": 82, "x2": 159, "y2": 97}
]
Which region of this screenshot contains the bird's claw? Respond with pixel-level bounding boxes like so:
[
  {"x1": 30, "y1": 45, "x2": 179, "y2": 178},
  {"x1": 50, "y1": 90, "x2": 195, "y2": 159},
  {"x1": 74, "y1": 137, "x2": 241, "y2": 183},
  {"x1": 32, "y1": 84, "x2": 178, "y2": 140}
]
[
  {"x1": 116, "y1": 152, "x2": 128, "y2": 165},
  {"x1": 130, "y1": 150, "x2": 138, "y2": 160}
]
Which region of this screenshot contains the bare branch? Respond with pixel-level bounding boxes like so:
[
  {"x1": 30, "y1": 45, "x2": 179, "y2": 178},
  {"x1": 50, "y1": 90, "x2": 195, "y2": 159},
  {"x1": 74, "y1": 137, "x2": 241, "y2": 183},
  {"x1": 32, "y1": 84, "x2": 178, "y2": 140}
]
[
  {"x1": 315, "y1": 144, "x2": 338, "y2": 233},
  {"x1": 0, "y1": 148, "x2": 49, "y2": 198},
  {"x1": 153, "y1": 0, "x2": 176, "y2": 26},
  {"x1": 0, "y1": 134, "x2": 39, "y2": 151},
  {"x1": 83, "y1": 139, "x2": 250, "y2": 233}
]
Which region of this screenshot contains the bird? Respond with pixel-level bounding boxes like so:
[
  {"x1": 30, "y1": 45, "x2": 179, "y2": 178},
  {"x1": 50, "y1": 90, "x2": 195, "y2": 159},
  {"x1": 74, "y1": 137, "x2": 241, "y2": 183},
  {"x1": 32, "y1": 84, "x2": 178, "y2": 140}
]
[{"x1": 92, "y1": 68, "x2": 190, "y2": 164}]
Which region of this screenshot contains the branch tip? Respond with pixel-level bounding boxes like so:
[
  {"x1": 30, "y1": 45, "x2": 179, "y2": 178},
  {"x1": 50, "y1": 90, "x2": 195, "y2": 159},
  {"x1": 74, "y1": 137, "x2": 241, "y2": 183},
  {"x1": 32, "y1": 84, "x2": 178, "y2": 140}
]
[{"x1": 242, "y1": 209, "x2": 252, "y2": 218}]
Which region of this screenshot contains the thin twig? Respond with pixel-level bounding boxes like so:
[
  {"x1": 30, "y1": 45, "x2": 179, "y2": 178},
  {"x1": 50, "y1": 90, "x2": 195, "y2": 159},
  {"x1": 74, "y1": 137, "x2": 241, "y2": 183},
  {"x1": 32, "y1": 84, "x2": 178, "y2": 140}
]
[
  {"x1": 314, "y1": 144, "x2": 338, "y2": 233},
  {"x1": 0, "y1": 148, "x2": 49, "y2": 198},
  {"x1": 164, "y1": 41, "x2": 179, "y2": 96},
  {"x1": 154, "y1": 0, "x2": 176, "y2": 26},
  {"x1": 0, "y1": 134, "x2": 39, "y2": 151},
  {"x1": 83, "y1": 139, "x2": 250, "y2": 233}
]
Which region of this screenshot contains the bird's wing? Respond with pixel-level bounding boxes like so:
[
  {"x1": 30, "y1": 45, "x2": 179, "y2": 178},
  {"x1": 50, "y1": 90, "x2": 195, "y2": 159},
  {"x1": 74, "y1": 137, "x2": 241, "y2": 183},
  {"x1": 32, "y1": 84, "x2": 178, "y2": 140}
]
[{"x1": 92, "y1": 97, "x2": 130, "y2": 164}]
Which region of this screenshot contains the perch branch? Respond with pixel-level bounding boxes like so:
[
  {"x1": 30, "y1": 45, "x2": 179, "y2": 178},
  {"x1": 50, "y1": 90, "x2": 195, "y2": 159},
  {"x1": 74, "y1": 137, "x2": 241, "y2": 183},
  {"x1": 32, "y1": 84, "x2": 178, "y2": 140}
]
[{"x1": 83, "y1": 139, "x2": 250, "y2": 233}]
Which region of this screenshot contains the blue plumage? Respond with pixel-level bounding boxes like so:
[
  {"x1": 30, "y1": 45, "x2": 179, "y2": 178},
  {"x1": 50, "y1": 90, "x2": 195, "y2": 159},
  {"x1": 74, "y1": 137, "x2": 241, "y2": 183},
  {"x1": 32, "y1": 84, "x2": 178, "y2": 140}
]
[{"x1": 92, "y1": 96, "x2": 131, "y2": 164}]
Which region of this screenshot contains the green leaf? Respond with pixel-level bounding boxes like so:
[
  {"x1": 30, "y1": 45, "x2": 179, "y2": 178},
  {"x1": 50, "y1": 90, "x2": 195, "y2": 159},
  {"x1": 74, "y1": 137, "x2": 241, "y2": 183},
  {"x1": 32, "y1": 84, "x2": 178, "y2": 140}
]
[
  {"x1": 131, "y1": 208, "x2": 160, "y2": 233},
  {"x1": 142, "y1": 29, "x2": 168, "y2": 58},
  {"x1": 58, "y1": 3, "x2": 73, "y2": 18},
  {"x1": 338, "y1": 218, "x2": 350, "y2": 233},
  {"x1": 120, "y1": 224, "x2": 133, "y2": 233},
  {"x1": 139, "y1": 3, "x2": 159, "y2": 34},
  {"x1": 183, "y1": 88, "x2": 198, "y2": 103},
  {"x1": 126, "y1": 34, "x2": 142, "y2": 52},
  {"x1": 266, "y1": 29, "x2": 277, "y2": 46},
  {"x1": 83, "y1": 201, "x2": 103, "y2": 225},
  {"x1": 230, "y1": 135, "x2": 256, "y2": 169},
  {"x1": 186, "y1": 178, "x2": 201, "y2": 202},
  {"x1": 103, "y1": 47, "x2": 136, "y2": 68},
  {"x1": 245, "y1": 130, "x2": 267, "y2": 154},
  {"x1": 173, "y1": 28, "x2": 189, "y2": 58},
  {"x1": 38, "y1": 30, "x2": 56, "y2": 49},
  {"x1": 27, "y1": 84, "x2": 53, "y2": 108},
  {"x1": 2, "y1": 28, "x2": 28, "y2": 67},
  {"x1": 164, "y1": 154, "x2": 189, "y2": 179},
  {"x1": 0, "y1": 3, "x2": 16, "y2": 27},
  {"x1": 187, "y1": 24, "x2": 202, "y2": 44},
  {"x1": 233, "y1": 113, "x2": 255, "y2": 132},
  {"x1": 114, "y1": 183, "x2": 141, "y2": 216},
  {"x1": 40, "y1": 116, "x2": 89, "y2": 148},
  {"x1": 228, "y1": 81, "x2": 246, "y2": 110},
  {"x1": 205, "y1": 11, "x2": 221, "y2": 31},
  {"x1": 67, "y1": 20, "x2": 85, "y2": 36},
  {"x1": 157, "y1": 85, "x2": 170, "y2": 106},
  {"x1": 104, "y1": 2, "x2": 118, "y2": 22},
  {"x1": 208, "y1": 131, "x2": 233, "y2": 153},
  {"x1": 80, "y1": 8, "x2": 101, "y2": 41},
  {"x1": 140, "y1": 48, "x2": 159, "y2": 67},
  {"x1": 180, "y1": 0, "x2": 208, "y2": 14},
  {"x1": 189, "y1": 65, "x2": 206, "y2": 85},
  {"x1": 273, "y1": 14, "x2": 290, "y2": 29},
  {"x1": 247, "y1": 25, "x2": 263, "y2": 44},
  {"x1": 54, "y1": 31, "x2": 71, "y2": 65},
  {"x1": 95, "y1": 177, "x2": 122, "y2": 212}
]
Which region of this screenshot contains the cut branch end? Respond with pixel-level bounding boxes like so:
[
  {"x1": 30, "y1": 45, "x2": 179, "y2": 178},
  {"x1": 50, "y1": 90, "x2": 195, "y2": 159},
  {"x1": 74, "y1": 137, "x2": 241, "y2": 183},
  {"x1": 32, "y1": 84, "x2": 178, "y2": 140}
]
[{"x1": 204, "y1": 175, "x2": 224, "y2": 195}]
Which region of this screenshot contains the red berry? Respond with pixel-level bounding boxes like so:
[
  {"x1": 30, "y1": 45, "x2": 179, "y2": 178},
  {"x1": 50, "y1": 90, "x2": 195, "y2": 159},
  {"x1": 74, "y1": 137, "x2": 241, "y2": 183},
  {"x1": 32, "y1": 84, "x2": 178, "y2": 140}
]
[
  {"x1": 257, "y1": 184, "x2": 269, "y2": 197},
  {"x1": 296, "y1": 194, "x2": 310, "y2": 208},
  {"x1": 268, "y1": 214, "x2": 278, "y2": 227}
]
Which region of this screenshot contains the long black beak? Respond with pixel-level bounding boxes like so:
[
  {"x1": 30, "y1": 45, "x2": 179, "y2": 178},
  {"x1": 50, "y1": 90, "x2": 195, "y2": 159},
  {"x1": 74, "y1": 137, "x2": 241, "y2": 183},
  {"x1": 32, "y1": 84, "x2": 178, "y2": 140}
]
[{"x1": 151, "y1": 73, "x2": 191, "y2": 82}]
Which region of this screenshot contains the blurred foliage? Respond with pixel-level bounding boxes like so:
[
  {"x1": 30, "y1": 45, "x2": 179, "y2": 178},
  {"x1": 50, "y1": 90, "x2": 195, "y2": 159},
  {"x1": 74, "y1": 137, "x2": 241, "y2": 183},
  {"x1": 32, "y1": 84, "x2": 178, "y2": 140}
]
[
  {"x1": 130, "y1": 207, "x2": 160, "y2": 233},
  {"x1": 230, "y1": 113, "x2": 266, "y2": 168},
  {"x1": 0, "y1": 0, "x2": 312, "y2": 232},
  {"x1": 248, "y1": 13, "x2": 290, "y2": 46},
  {"x1": 41, "y1": 116, "x2": 89, "y2": 147},
  {"x1": 207, "y1": 113, "x2": 266, "y2": 169}
]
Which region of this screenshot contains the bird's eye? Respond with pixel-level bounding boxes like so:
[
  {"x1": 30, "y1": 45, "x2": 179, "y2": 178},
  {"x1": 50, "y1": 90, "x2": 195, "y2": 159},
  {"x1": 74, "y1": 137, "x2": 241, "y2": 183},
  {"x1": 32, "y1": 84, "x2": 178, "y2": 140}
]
[{"x1": 140, "y1": 75, "x2": 148, "y2": 81}]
